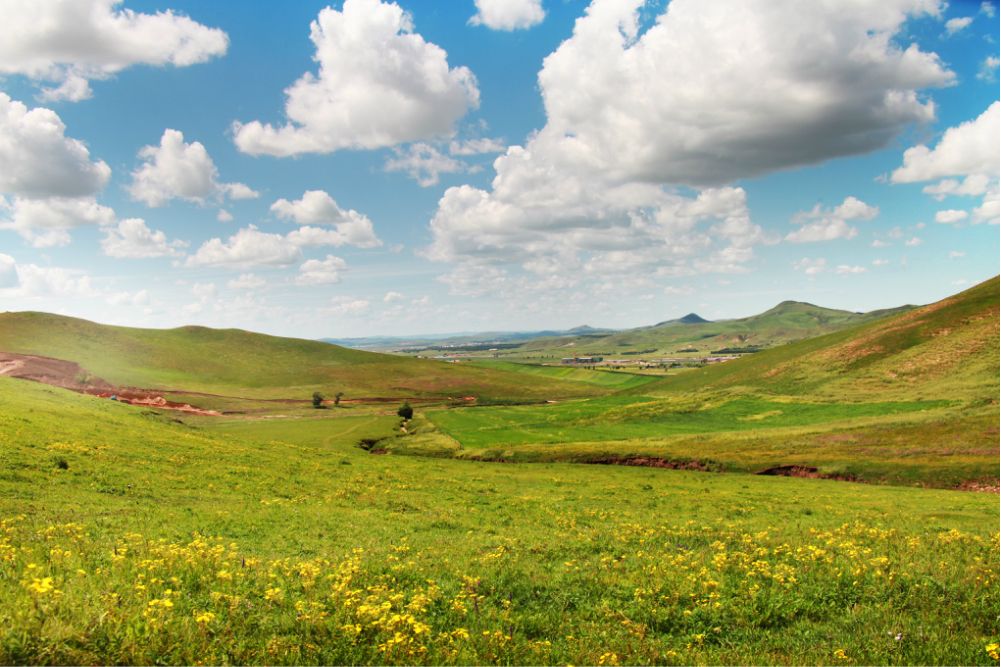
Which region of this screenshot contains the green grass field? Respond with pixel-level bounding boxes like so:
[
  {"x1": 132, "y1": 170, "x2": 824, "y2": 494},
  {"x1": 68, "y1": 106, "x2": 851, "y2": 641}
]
[
  {"x1": 397, "y1": 279, "x2": 999, "y2": 488},
  {"x1": 0, "y1": 312, "x2": 604, "y2": 402},
  {"x1": 427, "y1": 396, "x2": 952, "y2": 448},
  {"x1": 0, "y1": 378, "x2": 997, "y2": 665},
  {"x1": 0, "y1": 279, "x2": 997, "y2": 664}
]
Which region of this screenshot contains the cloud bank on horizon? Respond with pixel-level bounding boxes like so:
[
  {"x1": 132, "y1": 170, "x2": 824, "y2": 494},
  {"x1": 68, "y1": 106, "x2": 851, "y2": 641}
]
[{"x1": 0, "y1": 0, "x2": 997, "y2": 337}]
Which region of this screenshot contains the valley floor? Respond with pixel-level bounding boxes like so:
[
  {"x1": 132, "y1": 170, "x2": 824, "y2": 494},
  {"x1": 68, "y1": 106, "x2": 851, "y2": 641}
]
[{"x1": 0, "y1": 377, "x2": 997, "y2": 665}]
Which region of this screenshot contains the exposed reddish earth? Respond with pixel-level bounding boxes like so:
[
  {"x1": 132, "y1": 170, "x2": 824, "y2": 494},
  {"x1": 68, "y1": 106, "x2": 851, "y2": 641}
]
[
  {"x1": 0, "y1": 351, "x2": 221, "y2": 416},
  {"x1": 0, "y1": 351, "x2": 473, "y2": 415}
]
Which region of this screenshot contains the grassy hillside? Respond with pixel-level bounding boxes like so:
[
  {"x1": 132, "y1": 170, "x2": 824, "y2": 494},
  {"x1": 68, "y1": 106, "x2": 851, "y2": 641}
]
[
  {"x1": 413, "y1": 278, "x2": 999, "y2": 486},
  {"x1": 643, "y1": 276, "x2": 999, "y2": 401},
  {"x1": 0, "y1": 312, "x2": 604, "y2": 401},
  {"x1": 475, "y1": 301, "x2": 912, "y2": 360},
  {"x1": 0, "y1": 377, "x2": 996, "y2": 664}
]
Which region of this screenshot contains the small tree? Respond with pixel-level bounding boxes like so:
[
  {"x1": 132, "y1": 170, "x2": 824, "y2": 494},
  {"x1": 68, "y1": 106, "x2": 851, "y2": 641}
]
[
  {"x1": 397, "y1": 402, "x2": 413, "y2": 420},
  {"x1": 334, "y1": 391, "x2": 344, "y2": 406},
  {"x1": 312, "y1": 392, "x2": 324, "y2": 409}
]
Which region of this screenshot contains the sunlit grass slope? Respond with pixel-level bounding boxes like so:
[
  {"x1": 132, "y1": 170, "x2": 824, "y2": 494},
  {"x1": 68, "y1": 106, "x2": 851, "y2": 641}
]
[
  {"x1": 419, "y1": 279, "x2": 999, "y2": 486},
  {"x1": 0, "y1": 377, "x2": 997, "y2": 665},
  {"x1": 0, "y1": 312, "x2": 602, "y2": 400},
  {"x1": 643, "y1": 276, "x2": 999, "y2": 401}
]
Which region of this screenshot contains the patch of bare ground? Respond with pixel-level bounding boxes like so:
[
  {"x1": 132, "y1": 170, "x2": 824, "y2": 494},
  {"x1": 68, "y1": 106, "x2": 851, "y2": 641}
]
[
  {"x1": 587, "y1": 457, "x2": 722, "y2": 471},
  {"x1": 957, "y1": 480, "x2": 1001, "y2": 493},
  {"x1": 756, "y1": 465, "x2": 859, "y2": 482},
  {"x1": 0, "y1": 351, "x2": 221, "y2": 416}
]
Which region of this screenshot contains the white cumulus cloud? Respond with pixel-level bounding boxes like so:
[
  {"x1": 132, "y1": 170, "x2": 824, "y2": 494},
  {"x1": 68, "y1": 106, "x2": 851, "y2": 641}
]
[
  {"x1": 101, "y1": 218, "x2": 187, "y2": 258},
  {"x1": 0, "y1": 93, "x2": 111, "y2": 198},
  {"x1": 295, "y1": 255, "x2": 347, "y2": 285},
  {"x1": 271, "y1": 190, "x2": 381, "y2": 248},
  {"x1": 786, "y1": 196, "x2": 879, "y2": 243},
  {"x1": 793, "y1": 258, "x2": 827, "y2": 276},
  {"x1": 934, "y1": 209, "x2": 969, "y2": 224},
  {"x1": 327, "y1": 296, "x2": 370, "y2": 316},
  {"x1": 425, "y1": 0, "x2": 949, "y2": 299},
  {"x1": 469, "y1": 0, "x2": 546, "y2": 31},
  {"x1": 893, "y1": 102, "x2": 1000, "y2": 225},
  {"x1": 0, "y1": 0, "x2": 227, "y2": 102},
  {"x1": 385, "y1": 143, "x2": 470, "y2": 186},
  {"x1": 185, "y1": 226, "x2": 302, "y2": 268},
  {"x1": 1, "y1": 195, "x2": 115, "y2": 247},
  {"x1": 233, "y1": 0, "x2": 479, "y2": 156},
  {"x1": 944, "y1": 16, "x2": 973, "y2": 35},
  {"x1": 129, "y1": 129, "x2": 258, "y2": 207}
]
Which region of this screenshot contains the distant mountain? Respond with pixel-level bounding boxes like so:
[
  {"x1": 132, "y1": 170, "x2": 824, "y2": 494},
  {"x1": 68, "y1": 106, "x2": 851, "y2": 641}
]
[
  {"x1": 498, "y1": 300, "x2": 919, "y2": 359},
  {"x1": 654, "y1": 313, "x2": 710, "y2": 326},
  {"x1": 324, "y1": 298, "x2": 922, "y2": 361}
]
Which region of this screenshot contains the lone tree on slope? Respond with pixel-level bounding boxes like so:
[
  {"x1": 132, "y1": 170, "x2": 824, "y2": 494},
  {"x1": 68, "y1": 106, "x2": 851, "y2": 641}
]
[
  {"x1": 397, "y1": 402, "x2": 413, "y2": 420},
  {"x1": 312, "y1": 392, "x2": 324, "y2": 409}
]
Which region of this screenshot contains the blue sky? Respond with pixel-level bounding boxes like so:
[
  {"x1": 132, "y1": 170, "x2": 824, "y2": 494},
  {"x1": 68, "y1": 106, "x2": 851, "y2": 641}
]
[{"x1": 0, "y1": 0, "x2": 997, "y2": 337}]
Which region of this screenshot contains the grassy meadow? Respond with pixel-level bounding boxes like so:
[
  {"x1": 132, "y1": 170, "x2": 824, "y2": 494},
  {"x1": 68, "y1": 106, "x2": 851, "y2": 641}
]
[
  {"x1": 0, "y1": 279, "x2": 997, "y2": 665},
  {"x1": 0, "y1": 377, "x2": 998, "y2": 665},
  {"x1": 0, "y1": 312, "x2": 603, "y2": 402}
]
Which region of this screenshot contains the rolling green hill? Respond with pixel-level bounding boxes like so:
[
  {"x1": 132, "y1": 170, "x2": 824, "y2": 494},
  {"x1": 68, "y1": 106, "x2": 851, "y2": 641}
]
[
  {"x1": 644, "y1": 276, "x2": 999, "y2": 401},
  {"x1": 455, "y1": 300, "x2": 914, "y2": 361},
  {"x1": 0, "y1": 312, "x2": 604, "y2": 401},
  {"x1": 414, "y1": 278, "x2": 999, "y2": 486}
]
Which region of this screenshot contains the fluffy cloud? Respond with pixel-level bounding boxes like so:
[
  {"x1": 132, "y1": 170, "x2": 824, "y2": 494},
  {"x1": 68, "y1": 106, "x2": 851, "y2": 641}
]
[
  {"x1": 295, "y1": 255, "x2": 347, "y2": 285},
  {"x1": 0, "y1": 254, "x2": 17, "y2": 288},
  {"x1": 530, "y1": 0, "x2": 950, "y2": 188},
  {"x1": 0, "y1": 0, "x2": 227, "y2": 102},
  {"x1": 448, "y1": 137, "x2": 506, "y2": 156},
  {"x1": 793, "y1": 258, "x2": 827, "y2": 275},
  {"x1": 383, "y1": 291, "x2": 404, "y2": 302},
  {"x1": 892, "y1": 102, "x2": 999, "y2": 184},
  {"x1": 0, "y1": 93, "x2": 110, "y2": 198},
  {"x1": 185, "y1": 217, "x2": 377, "y2": 269},
  {"x1": 106, "y1": 289, "x2": 150, "y2": 307},
  {"x1": 185, "y1": 226, "x2": 302, "y2": 268},
  {"x1": 233, "y1": 0, "x2": 478, "y2": 156},
  {"x1": 785, "y1": 196, "x2": 879, "y2": 243},
  {"x1": 271, "y1": 190, "x2": 381, "y2": 248},
  {"x1": 892, "y1": 102, "x2": 999, "y2": 225},
  {"x1": 327, "y1": 296, "x2": 370, "y2": 316},
  {"x1": 0, "y1": 258, "x2": 96, "y2": 298},
  {"x1": 944, "y1": 16, "x2": 973, "y2": 34},
  {"x1": 1, "y1": 196, "x2": 115, "y2": 247},
  {"x1": 425, "y1": 0, "x2": 949, "y2": 297},
  {"x1": 129, "y1": 129, "x2": 258, "y2": 207},
  {"x1": 934, "y1": 209, "x2": 969, "y2": 224},
  {"x1": 978, "y1": 56, "x2": 1000, "y2": 81},
  {"x1": 385, "y1": 143, "x2": 470, "y2": 186},
  {"x1": 101, "y1": 218, "x2": 187, "y2": 258},
  {"x1": 835, "y1": 264, "x2": 867, "y2": 274},
  {"x1": 469, "y1": 0, "x2": 546, "y2": 31}
]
